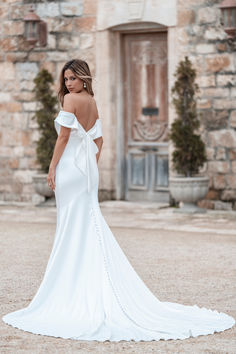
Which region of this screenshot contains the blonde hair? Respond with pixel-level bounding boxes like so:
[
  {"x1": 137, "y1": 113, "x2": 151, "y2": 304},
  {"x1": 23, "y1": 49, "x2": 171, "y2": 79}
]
[{"x1": 58, "y1": 59, "x2": 94, "y2": 106}]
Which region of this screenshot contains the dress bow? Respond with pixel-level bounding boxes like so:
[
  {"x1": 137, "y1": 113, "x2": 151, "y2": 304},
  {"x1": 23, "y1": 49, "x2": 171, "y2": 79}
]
[{"x1": 74, "y1": 126, "x2": 99, "y2": 193}]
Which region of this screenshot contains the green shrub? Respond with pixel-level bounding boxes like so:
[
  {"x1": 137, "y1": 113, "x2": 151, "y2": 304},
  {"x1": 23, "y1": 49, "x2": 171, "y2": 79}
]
[
  {"x1": 170, "y1": 56, "x2": 207, "y2": 177},
  {"x1": 33, "y1": 69, "x2": 58, "y2": 173}
]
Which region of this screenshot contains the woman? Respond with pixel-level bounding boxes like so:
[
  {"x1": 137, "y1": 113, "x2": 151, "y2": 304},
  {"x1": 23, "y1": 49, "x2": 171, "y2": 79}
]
[{"x1": 2, "y1": 59, "x2": 235, "y2": 342}]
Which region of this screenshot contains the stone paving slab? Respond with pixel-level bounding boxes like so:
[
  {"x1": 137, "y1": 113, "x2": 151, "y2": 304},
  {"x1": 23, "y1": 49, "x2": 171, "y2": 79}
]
[{"x1": 0, "y1": 202, "x2": 235, "y2": 353}]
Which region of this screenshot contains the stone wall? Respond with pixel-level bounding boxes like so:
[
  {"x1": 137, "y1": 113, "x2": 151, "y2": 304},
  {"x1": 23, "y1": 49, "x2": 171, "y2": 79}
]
[
  {"x1": 0, "y1": 0, "x2": 235, "y2": 208},
  {"x1": 0, "y1": 0, "x2": 98, "y2": 204},
  {"x1": 177, "y1": 0, "x2": 236, "y2": 210}
]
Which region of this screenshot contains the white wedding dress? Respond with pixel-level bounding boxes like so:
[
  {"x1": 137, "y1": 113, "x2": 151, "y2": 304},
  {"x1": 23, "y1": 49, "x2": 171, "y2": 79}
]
[{"x1": 2, "y1": 110, "x2": 235, "y2": 342}]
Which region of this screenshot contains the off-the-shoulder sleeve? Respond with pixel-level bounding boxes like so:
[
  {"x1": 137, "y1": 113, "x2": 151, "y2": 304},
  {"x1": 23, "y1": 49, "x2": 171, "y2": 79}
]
[
  {"x1": 54, "y1": 111, "x2": 79, "y2": 135},
  {"x1": 94, "y1": 119, "x2": 102, "y2": 139}
]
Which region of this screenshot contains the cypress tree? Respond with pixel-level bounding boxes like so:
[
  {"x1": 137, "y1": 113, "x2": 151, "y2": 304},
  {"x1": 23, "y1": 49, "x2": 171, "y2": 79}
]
[
  {"x1": 33, "y1": 69, "x2": 58, "y2": 173},
  {"x1": 170, "y1": 56, "x2": 207, "y2": 177}
]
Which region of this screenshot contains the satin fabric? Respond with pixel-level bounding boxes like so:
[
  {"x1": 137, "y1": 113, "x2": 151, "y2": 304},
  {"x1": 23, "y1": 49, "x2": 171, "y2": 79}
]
[{"x1": 2, "y1": 111, "x2": 235, "y2": 342}]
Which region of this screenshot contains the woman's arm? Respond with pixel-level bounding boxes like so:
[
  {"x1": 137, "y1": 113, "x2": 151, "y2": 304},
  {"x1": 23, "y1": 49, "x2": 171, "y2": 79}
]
[
  {"x1": 47, "y1": 95, "x2": 73, "y2": 191},
  {"x1": 94, "y1": 136, "x2": 103, "y2": 163},
  {"x1": 47, "y1": 128, "x2": 70, "y2": 191}
]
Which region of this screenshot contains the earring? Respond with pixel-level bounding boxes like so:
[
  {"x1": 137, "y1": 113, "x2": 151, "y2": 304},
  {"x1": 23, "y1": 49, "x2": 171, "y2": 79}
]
[{"x1": 83, "y1": 82, "x2": 87, "y2": 88}]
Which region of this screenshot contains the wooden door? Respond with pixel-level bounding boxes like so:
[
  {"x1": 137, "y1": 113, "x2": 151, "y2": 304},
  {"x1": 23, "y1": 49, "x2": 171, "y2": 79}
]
[{"x1": 122, "y1": 32, "x2": 169, "y2": 202}]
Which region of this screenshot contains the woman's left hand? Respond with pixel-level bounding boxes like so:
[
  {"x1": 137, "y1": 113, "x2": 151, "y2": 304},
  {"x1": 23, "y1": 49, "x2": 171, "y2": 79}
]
[{"x1": 47, "y1": 165, "x2": 56, "y2": 191}]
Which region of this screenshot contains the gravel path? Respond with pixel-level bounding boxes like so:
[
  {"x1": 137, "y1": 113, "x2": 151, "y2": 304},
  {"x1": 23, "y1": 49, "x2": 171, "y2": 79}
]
[{"x1": 0, "y1": 202, "x2": 235, "y2": 353}]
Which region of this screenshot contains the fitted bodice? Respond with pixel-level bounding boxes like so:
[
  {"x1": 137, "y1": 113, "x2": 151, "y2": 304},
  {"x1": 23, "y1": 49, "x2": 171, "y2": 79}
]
[{"x1": 54, "y1": 110, "x2": 103, "y2": 192}]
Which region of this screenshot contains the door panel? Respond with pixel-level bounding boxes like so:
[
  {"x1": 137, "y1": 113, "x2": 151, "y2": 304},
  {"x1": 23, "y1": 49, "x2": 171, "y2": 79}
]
[{"x1": 122, "y1": 32, "x2": 169, "y2": 202}]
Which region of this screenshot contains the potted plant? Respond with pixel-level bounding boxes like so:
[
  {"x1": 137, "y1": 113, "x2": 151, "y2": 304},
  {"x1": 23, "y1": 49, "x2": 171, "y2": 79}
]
[
  {"x1": 32, "y1": 69, "x2": 58, "y2": 206},
  {"x1": 169, "y1": 56, "x2": 209, "y2": 213}
]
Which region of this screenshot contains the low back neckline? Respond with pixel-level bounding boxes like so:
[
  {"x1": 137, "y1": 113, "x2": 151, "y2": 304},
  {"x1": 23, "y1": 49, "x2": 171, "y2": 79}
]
[{"x1": 60, "y1": 110, "x2": 99, "y2": 134}]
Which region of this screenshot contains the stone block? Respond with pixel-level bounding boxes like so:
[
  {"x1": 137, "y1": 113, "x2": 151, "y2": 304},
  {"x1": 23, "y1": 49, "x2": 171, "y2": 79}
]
[
  {"x1": 226, "y1": 175, "x2": 236, "y2": 189},
  {"x1": 205, "y1": 28, "x2": 226, "y2": 41},
  {"x1": 213, "y1": 175, "x2": 225, "y2": 190},
  {"x1": 216, "y1": 74, "x2": 236, "y2": 87},
  {"x1": 221, "y1": 189, "x2": 236, "y2": 201},
  {"x1": 177, "y1": 28, "x2": 189, "y2": 46},
  {"x1": 178, "y1": 9, "x2": 195, "y2": 26},
  {"x1": 213, "y1": 99, "x2": 233, "y2": 110},
  {"x1": 47, "y1": 34, "x2": 56, "y2": 50},
  {"x1": 0, "y1": 146, "x2": 12, "y2": 157},
  {"x1": 0, "y1": 4, "x2": 8, "y2": 19},
  {"x1": 47, "y1": 51, "x2": 69, "y2": 62},
  {"x1": 24, "y1": 146, "x2": 36, "y2": 158},
  {"x1": 80, "y1": 33, "x2": 94, "y2": 49},
  {"x1": 216, "y1": 43, "x2": 227, "y2": 52},
  {"x1": 0, "y1": 37, "x2": 18, "y2": 51},
  {"x1": 0, "y1": 62, "x2": 15, "y2": 81},
  {"x1": 216, "y1": 147, "x2": 226, "y2": 160},
  {"x1": 209, "y1": 129, "x2": 236, "y2": 148},
  {"x1": 47, "y1": 18, "x2": 73, "y2": 33},
  {"x1": 14, "y1": 170, "x2": 34, "y2": 184},
  {"x1": 19, "y1": 80, "x2": 35, "y2": 91},
  {"x1": 205, "y1": 189, "x2": 220, "y2": 200},
  {"x1": 84, "y1": 0, "x2": 97, "y2": 15},
  {"x1": 203, "y1": 87, "x2": 229, "y2": 98},
  {"x1": 230, "y1": 111, "x2": 236, "y2": 128},
  {"x1": 206, "y1": 147, "x2": 215, "y2": 160},
  {"x1": 31, "y1": 130, "x2": 41, "y2": 143},
  {"x1": 208, "y1": 161, "x2": 230, "y2": 174},
  {"x1": 197, "y1": 7, "x2": 217, "y2": 24},
  {"x1": 197, "y1": 199, "x2": 214, "y2": 209},
  {"x1": 12, "y1": 92, "x2": 34, "y2": 102},
  {"x1": 206, "y1": 55, "x2": 232, "y2": 73},
  {"x1": 73, "y1": 17, "x2": 96, "y2": 32},
  {"x1": 2, "y1": 20, "x2": 24, "y2": 36},
  {"x1": 229, "y1": 149, "x2": 236, "y2": 160},
  {"x1": 23, "y1": 102, "x2": 37, "y2": 112},
  {"x1": 9, "y1": 158, "x2": 19, "y2": 169},
  {"x1": 214, "y1": 200, "x2": 232, "y2": 210},
  {"x1": 202, "y1": 110, "x2": 228, "y2": 130},
  {"x1": 19, "y1": 157, "x2": 29, "y2": 169},
  {"x1": 13, "y1": 146, "x2": 25, "y2": 158},
  {"x1": 39, "y1": 62, "x2": 56, "y2": 76},
  {"x1": 6, "y1": 52, "x2": 28, "y2": 63},
  {"x1": 0, "y1": 102, "x2": 22, "y2": 113},
  {"x1": 21, "y1": 132, "x2": 30, "y2": 147},
  {"x1": 58, "y1": 35, "x2": 80, "y2": 50},
  {"x1": 196, "y1": 44, "x2": 215, "y2": 54},
  {"x1": 16, "y1": 62, "x2": 39, "y2": 81},
  {"x1": 0, "y1": 93, "x2": 11, "y2": 103},
  {"x1": 190, "y1": 25, "x2": 204, "y2": 37},
  {"x1": 9, "y1": 5, "x2": 24, "y2": 20},
  {"x1": 232, "y1": 161, "x2": 236, "y2": 173},
  {"x1": 28, "y1": 52, "x2": 47, "y2": 62},
  {"x1": 197, "y1": 99, "x2": 212, "y2": 109},
  {"x1": 61, "y1": 1, "x2": 83, "y2": 17},
  {"x1": 231, "y1": 88, "x2": 236, "y2": 97},
  {"x1": 36, "y1": 3, "x2": 60, "y2": 18},
  {"x1": 196, "y1": 75, "x2": 215, "y2": 88},
  {"x1": 178, "y1": 0, "x2": 206, "y2": 6}
]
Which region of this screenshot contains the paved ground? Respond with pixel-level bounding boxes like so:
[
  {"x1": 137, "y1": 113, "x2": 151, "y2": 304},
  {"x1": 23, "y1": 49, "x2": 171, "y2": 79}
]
[{"x1": 0, "y1": 201, "x2": 235, "y2": 354}]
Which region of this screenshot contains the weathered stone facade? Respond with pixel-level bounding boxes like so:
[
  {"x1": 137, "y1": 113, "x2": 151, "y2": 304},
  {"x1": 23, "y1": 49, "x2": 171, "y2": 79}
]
[
  {"x1": 0, "y1": 0, "x2": 97, "y2": 204},
  {"x1": 0, "y1": 0, "x2": 235, "y2": 208},
  {"x1": 177, "y1": 0, "x2": 236, "y2": 210}
]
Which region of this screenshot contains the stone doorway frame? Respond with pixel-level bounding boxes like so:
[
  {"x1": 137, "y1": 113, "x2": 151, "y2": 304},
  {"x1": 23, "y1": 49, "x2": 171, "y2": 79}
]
[{"x1": 96, "y1": 22, "x2": 178, "y2": 200}]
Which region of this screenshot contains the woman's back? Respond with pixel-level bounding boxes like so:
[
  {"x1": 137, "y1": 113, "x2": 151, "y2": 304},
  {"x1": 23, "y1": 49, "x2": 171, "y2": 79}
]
[{"x1": 65, "y1": 92, "x2": 99, "y2": 132}]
